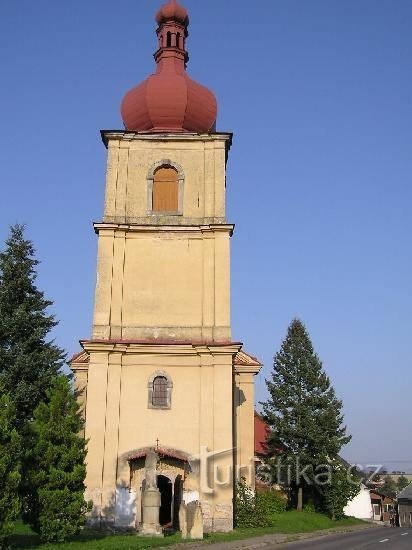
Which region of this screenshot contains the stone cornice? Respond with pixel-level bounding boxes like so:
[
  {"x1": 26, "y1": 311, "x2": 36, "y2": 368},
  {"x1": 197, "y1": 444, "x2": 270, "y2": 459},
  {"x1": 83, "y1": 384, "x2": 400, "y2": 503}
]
[
  {"x1": 93, "y1": 222, "x2": 235, "y2": 236},
  {"x1": 102, "y1": 216, "x2": 227, "y2": 226},
  {"x1": 81, "y1": 339, "x2": 242, "y2": 357},
  {"x1": 234, "y1": 364, "x2": 262, "y2": 376},
  {"x1": 100, "y1": 130, "x2": 233, "y2": 151},
  {"x1": 70, "y1": 364, "x2": 89, "y2": 372}
]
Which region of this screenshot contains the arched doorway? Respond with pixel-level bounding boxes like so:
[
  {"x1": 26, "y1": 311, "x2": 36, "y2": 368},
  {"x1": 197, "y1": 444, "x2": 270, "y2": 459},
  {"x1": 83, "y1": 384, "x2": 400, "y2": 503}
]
[
  {"x1": 127, "y1": 447, "x2": 190, "y2": 529},
  {"x1": 158, "y1": 475, "x2": 172, "y2": 526}
]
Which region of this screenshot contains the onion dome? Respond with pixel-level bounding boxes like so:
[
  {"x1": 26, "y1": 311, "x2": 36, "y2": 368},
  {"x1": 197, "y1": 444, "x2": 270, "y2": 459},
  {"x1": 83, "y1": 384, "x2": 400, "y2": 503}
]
[
  {"x1": 120, "y1": 0, "x2": 217, "y2": 134},
  {"x1": 155, "y1": 0, "x2": 188, "y2": 26}
]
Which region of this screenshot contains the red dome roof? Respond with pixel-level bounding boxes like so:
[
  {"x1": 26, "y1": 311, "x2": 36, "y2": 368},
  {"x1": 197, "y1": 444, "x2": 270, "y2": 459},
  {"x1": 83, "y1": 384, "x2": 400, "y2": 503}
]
[
  {"x1": 120, "y1": 0, "x2": 217, "y2": 134},
  {"x1": 156, "y1": 0, "x2": 188, "y2": 26},
  {"x1": 121, "y1": 71, "x2": 217, "y2": 134}
]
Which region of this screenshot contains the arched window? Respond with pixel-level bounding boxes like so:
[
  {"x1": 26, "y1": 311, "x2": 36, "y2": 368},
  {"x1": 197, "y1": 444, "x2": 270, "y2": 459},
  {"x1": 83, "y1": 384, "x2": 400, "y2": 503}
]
[
  {"x1": 147, "y1": 160, "x2": 184, "y2": 215},
  {"x1": 167, "y1": 31, "x2": 172, "y2": 47},
  {"x1": 152, "y1": 166, "x2": 179, "y2": 212},
  {"x1": 148, "y1": 371, "x2": 173, "y2": 409},
  {"x1": 152, "y1": 376, "x2": 168, "y2": 407}
]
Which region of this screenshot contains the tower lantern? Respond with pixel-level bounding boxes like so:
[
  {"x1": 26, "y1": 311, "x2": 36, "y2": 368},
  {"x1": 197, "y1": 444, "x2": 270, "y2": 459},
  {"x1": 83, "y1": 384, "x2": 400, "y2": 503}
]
[{"x1": 155, "y1": 0, "x2": 189, "y2": 63}]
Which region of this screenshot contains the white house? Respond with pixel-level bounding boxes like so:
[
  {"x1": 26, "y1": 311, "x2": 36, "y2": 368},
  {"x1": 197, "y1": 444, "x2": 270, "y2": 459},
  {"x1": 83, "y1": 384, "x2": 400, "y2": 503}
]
[{"x1": 344, "y1": 484, "x2": 373, "y2": 520}]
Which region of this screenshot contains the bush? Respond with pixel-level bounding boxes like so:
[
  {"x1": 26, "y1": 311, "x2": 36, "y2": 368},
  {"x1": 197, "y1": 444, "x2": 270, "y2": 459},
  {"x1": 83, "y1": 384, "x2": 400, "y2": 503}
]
[
  {"x1": 256, "y1": 490, "x2": 286, "y2": 523},
  {"x1": 235, "y1": 478, "x2": 257, "y2": 528},
  {"x1": 37, "y1": 489, "x2": 89, "y2": 544},
  {"x1": 236, "y1": 478, "x2": 286, "y2": 528},
  {"x1": 322, "y1": 462, "x2": 359, "y2": 520},
  {"x1": 26, "y1": 376, "x2": 89, "y2": 543}
]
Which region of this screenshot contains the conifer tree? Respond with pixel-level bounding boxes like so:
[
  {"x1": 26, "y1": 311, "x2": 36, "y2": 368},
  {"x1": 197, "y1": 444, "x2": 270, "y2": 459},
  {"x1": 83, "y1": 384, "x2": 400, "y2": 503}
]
[
  {"x1": 0, "y1": 225, "x2": 65, "y2": 431},
  {"x1": 0, "y1": 388, "x2": 21, "y2": 550},
  {"x1": 262, "y1": 319, "x2": 351, "y2": 511},
  {"x1": 27, "y1": 375, "x2": 88, "y2": 543}
]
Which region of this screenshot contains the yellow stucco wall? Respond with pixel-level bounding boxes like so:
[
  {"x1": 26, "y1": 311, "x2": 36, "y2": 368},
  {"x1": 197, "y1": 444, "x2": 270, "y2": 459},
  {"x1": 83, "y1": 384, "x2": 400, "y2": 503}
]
[
  {"x1": 234, "y1": 370, "x2": 257, "y2": 489},
  {"x1": 81, "y1": 343, "x2": 239, "y2": 531},
  {"x1": 92, "y1": 226, "x2": 232, "y2": 342},
  {"x1": 92, "y1": 133, "x2": 233, "y2": 343},
  {"x1": 102, "y1": 133, "x2": 228, "y2": 224}
]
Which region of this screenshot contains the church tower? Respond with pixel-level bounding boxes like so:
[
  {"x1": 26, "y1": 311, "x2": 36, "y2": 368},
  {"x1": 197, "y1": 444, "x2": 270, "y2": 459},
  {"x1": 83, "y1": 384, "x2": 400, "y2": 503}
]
[{"x1": 71, "y1": 0, "x2": 261, "y2": 533}]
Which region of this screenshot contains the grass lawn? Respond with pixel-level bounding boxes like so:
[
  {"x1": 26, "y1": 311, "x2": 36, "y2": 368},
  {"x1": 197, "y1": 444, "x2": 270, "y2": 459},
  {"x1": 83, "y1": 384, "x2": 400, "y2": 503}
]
[
  {"x1": 205, "y1": 512, "x2": 364, "y2": 543},
  {"x1": 10, "y1": 512, "x2": 365, "y2": 549}
]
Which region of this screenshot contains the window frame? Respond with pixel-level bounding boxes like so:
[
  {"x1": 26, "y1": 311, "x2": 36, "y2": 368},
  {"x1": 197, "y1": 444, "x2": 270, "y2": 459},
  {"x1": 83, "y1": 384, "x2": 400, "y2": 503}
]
[
  {"x1": 151, "y1": 376, "x2": 168, "y2": 407},
  {"x1": 147, "y1": 160, "x2": 184, "y2": 216},
  {"x1": 147, "y1": 370, "x2": 173, "y2": 410}
]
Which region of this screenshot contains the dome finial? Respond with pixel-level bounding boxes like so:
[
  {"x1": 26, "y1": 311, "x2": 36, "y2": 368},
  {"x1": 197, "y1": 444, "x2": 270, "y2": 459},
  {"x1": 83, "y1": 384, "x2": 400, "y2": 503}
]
[{"x1": 155, "y1": 0, "x2": 189, "y2": 26}]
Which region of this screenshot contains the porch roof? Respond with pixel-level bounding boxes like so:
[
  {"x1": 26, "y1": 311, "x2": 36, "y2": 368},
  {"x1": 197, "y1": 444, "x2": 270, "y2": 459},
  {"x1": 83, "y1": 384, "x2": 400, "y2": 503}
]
[
  {"x1": 398, "y1": 482, "x2": 412, "y2": 500},
  {"x1": 127, "y1": 446, "x2": 191, "y2": 463}
]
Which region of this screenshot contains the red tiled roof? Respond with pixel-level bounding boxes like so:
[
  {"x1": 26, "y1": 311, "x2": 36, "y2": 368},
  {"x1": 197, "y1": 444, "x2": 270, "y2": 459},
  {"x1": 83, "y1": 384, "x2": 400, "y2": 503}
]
[
  {"x1": 254, "y1": 412, "x2": 286, "y2": 457},
  {"x1": 255, "y1": 412, "x2": 271, "y2": 456},
  {"x1": 234, "y1": 351, "x2": 262, "y2": 367},
  {"x1": 69, "y1": 350, "x2": 89, "y2": 364},
  {"x1": 127, "y1": 446, "x2": 190, "y2": 463}
]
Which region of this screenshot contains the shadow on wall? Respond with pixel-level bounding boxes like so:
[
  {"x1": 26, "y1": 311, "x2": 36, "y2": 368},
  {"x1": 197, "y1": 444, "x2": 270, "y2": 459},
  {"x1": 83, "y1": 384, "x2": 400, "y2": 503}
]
[{"x1": 235, "y1": 387, "x2": 246, "y2": 407}]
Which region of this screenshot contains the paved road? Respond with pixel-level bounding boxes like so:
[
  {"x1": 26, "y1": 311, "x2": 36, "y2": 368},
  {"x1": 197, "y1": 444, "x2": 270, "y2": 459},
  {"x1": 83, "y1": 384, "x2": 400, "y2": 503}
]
[
  {"x1": 183, "y1": 526, "x2": 412, "y2": 549},
  {"x1": 282, "y1": 526, "x2": 412, "y2": 549}
]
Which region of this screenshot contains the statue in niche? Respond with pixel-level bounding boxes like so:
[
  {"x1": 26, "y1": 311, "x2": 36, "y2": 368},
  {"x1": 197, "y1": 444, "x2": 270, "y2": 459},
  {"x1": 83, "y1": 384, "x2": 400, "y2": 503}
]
[
  {"x1": 140, "y1": 450, "x2": 162, "y2": 537},
  {"x1": 145, "y1": 450, "x2": 159, "y2": 490}
]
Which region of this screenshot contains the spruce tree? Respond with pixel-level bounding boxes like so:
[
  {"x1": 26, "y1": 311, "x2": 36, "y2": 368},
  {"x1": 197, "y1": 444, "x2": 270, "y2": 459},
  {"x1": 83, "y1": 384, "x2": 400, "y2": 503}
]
[
  {"x1": 0, "y1": 387, "x2": 22, "y2": 549},
  {"x1": 261, "y1": 319, "x2": 351, "y2": 511},
  {"x1": 0, "y1": 225, "x2": 65, "y2": 431},
  {"x1": 27, "y1": 375, "x2": 88, "y2": 543}
]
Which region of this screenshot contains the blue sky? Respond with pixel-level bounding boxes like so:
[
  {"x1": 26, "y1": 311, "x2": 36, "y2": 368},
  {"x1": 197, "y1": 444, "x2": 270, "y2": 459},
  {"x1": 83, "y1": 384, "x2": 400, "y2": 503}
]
[{"x1": 0, "y1": 1, "x2": 411, "y2": 472}]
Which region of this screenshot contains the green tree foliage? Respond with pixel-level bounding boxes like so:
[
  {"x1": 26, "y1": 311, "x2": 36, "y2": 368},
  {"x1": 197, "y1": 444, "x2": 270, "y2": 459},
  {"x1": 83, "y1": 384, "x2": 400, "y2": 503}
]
[
  {"x1": 397, "y1": 475, "x2": 410, "y2": 492},
  {"x1": 262, "y1": 319, "x2": 351, "y2": 510},
  {"x1": 0, "y1": 388, "x2": 22, "y2": 549},
  {"x1": 256, "y1": 490, "x2": 287, "y2": 521},
  {"x1": 321, "y1": 461, "x2": 359, "y2": 520},
  {"x1": 235, "y1": 478, "x2": 256, "y2": 528},
  {"x1": 235, "y1": 478, "x2": 286, "y2": 528},
  {"x1": 0, "y1": 225, "x2": 65, "y2": 432},
  {"x1": 380, "y1": 475, "x2": 398, "y2": 498},
  {"x1": 26, "y1": 375, "x2": 89, "y2": 543}
]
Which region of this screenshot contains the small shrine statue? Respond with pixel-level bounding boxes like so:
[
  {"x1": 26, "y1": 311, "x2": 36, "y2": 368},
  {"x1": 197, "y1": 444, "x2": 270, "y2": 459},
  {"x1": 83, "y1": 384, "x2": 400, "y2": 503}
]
[{"x1": 145, "y1": 450, "x2": 159, "y2": 490}]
